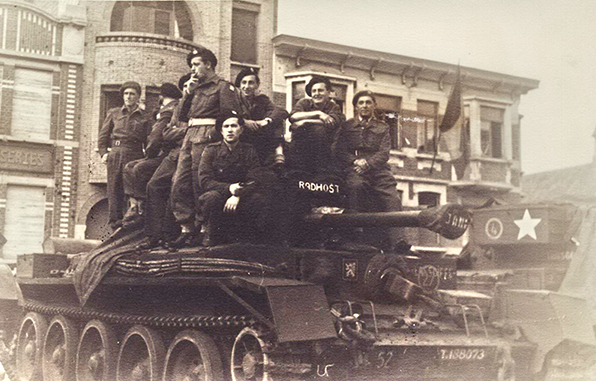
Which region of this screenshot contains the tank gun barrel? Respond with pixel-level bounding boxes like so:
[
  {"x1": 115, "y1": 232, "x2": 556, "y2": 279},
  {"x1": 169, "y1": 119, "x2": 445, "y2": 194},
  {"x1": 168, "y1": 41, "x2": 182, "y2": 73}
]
[
  {"x1": 304, "y1": 204, "x2": 471, "y2": 240},
  {"x1": 304, "y1": 210, "x2": 421, "y2": 227}
]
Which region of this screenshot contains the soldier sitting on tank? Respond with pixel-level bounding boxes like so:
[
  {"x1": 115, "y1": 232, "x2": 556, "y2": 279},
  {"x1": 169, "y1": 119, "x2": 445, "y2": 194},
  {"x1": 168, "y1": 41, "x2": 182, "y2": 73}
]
[
  {"x1": 98, "y1": 81, "x2": 152, "y2": 230},
  {"x1": 135, "y1": 76, "x2": 193, "y2": 249},
  {"x1": 235, "y1": 67, "x2": 289, "y2": 167},
  {"x1": 121, "y1": 82, "x2": 183, "y2": 228},
  {"x1": 333, "y1": 90, "x2": 406, "y2": 251},
  {"x1": 198, "y1": 111, "x2": 270, "y2": 245},
  {"x1": 288, "y1": 76, "x2": 345, "y2": 174}
]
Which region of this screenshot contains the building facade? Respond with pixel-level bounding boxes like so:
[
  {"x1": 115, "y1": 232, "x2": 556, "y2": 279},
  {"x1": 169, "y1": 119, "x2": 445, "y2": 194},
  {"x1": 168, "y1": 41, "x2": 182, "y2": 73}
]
[
  {"x1": 0, "y1": 0, "x2": 86, "y2": 263},
  {"x1": 273, "y1": 35, "x2": 538, "y2": 208}
]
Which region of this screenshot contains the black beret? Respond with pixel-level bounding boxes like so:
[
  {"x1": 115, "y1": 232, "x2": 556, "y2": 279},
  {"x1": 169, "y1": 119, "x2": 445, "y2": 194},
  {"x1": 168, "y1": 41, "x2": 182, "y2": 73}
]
[
  {"x1": 186, "y1": 47, "x2": 218, "y2": 68},
  {"x1": 352, "y1": 90, "x2": 376, "y2": 106},
  {"x1": 234, "y1": 67, "x2": 260, "y2": 88},
  {"x1": 160, "y1": 82, "x2": 182, "y2": 99},
  {"x1": 305, "y1": 75, "x2": 332, "y2": 97},
  {"x1": 216, "y1": 110, "x2": 244, "y2": 130},
  {"x1": 120, "y1": 81, "x2": 141, "y2": 97}
]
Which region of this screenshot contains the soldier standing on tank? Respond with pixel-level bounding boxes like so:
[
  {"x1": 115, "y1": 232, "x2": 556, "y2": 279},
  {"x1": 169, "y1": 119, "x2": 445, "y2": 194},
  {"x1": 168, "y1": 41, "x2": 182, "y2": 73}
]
[
  {"x1": 288, "y1": 76, "x2": 345, "y2": 174},
  {"x1": 121, "y1": 82, "x2": 183, "y2": 227},
  {"x1": 198, "y1": 111, "x2": 268, "y2": 245},
  {"x1": 169, "y1": 47, "x2": 240, "y2": 249},
  {"x1": 333, "y1": 90, "x2": 405, "y2": 250},
  {"x1": 235, "y1": 67, "x2": 288, "y2": 166},
  {"x1": 98, "y1": 81, "x2": 151, "y2": 230}
]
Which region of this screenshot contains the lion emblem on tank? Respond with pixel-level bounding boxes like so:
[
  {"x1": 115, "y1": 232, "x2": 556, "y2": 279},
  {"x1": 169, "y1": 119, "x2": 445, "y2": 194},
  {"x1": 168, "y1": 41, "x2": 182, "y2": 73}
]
[{"x1": 417, "y1": 264, "x2": 441, "y2": 291}]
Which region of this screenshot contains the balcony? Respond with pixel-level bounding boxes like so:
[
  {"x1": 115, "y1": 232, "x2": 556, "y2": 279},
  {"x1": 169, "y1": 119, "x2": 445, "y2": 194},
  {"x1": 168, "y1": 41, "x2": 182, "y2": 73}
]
[
  {"x1": 449, "y1": 157, "x2": 516, "y2": 193},
  {"x1": 95, "y1": 32, "x2": 199, "y2": 52}
]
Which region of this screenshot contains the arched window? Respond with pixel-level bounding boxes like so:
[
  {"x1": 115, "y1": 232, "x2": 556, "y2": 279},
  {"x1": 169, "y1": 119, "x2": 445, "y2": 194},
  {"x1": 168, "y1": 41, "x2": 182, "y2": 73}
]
[{"x1": 110, "y1": 1, "x2": 193, "y2": 41}]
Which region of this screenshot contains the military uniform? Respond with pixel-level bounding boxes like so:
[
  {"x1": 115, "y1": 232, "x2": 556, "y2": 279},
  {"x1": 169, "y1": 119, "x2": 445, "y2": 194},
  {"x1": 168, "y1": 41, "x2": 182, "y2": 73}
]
[
  {"x1": 334, "y1": 117, "x2": 401, "y2": 213},
  {"x1": 98, "y1": 105, "x2": 151, "y2": 226},
  {"x1": 123, "y1": 99, "x2": 179, "y2": 201},
  {"x1": 170, "y1": 73, "x2": 239, "y2": 226},
  {"x1": 238, "y1": 93, "x2": 288, "y2": 165},
  {"x1": 289, "y1": 98, "x2": 345, "y2": 173},
  {"x1": 198, "y1": 141, "x2": 267, "y2": 244}
]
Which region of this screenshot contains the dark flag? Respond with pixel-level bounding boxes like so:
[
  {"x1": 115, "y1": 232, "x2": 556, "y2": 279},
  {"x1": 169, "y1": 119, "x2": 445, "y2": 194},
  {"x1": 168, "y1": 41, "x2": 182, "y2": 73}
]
[
  {"x1": 439, "y1": 66, "x2": 462, "y2": 133},
  {"x1": 439, "y1": 66, "x2": 469, "y2": 180}
]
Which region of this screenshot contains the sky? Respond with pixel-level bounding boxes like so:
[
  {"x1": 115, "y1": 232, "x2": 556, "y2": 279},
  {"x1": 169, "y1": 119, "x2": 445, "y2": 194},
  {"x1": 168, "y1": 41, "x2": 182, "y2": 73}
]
[{"x1": 277, "y1": 0, "x2": 596, "y2": 174}]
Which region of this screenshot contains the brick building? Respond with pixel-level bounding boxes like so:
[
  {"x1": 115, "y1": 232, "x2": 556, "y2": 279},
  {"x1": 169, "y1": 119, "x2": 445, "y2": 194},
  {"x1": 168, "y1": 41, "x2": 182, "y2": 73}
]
[{"x1": 0, "y1": 0, "x2": 85, "y2": 263}]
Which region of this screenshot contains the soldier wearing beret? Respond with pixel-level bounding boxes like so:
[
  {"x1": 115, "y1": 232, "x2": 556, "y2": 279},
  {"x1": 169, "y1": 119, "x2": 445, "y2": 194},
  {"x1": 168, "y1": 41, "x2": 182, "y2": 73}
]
[
  {"x1": 98, "y1": 81, "x2": 151, "y2": 230},
  {"x1": 288, "y1": 75, "x2": 345, "y2": 174},
  {"x1": 235, "y1": 67, "x2": 288, "y2": 166},
  {"x1": 169, "y1": 47, "x2": 241, "y2": 248},
  {"x1": 333, "y1": 90, "x2": 404, "y2": 250},
  {"x1": 198, "y1": 111, "x2": 268, "y2": 245},
  {"x1": 121, "y1": 82, "x2": 182, "y2": 229}
]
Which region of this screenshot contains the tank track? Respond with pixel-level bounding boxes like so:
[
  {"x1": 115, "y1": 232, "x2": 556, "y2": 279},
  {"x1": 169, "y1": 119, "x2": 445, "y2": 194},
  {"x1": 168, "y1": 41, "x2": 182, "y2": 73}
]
[{"x1": 24, "y1": 301, "x2": 257, "y2": 330}]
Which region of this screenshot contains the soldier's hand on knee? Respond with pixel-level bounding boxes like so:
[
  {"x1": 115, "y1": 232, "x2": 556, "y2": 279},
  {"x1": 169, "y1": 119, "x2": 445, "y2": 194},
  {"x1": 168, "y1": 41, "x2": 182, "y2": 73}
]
[
  {"x1": 229, "y1": 183, "x2": 243, "y2": 196},
  {"x1": 223, "y1": 196, "x2": 240, "y2": 213},
  {"x1": 353, "y1": 158, "x2": 369, "y2": 174}
]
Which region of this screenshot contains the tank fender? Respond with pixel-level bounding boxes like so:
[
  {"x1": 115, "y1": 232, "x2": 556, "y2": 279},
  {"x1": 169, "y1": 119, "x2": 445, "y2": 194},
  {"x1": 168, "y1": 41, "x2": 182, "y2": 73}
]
[{"x1": 232, "y1": 276, "x2": 337, "y2": 343}]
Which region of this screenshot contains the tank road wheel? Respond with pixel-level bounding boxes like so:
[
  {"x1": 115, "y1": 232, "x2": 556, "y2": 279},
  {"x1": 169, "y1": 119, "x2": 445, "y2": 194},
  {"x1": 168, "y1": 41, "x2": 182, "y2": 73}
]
[
  {"x1": 163, "y1": 330, "x2": 224, "y2": 381},
  {"x1": 16, "y1": 312, "x2": 48, "y2": 381},
  {"x1": 43, "y1": 315, "x2": 79, "y2": 381},
  {"x1": 76, "y1": 320, "x2": 118, "y2": 381},
  {"x1": 117, "y1": 325, "x2": 166, "y2": 381},
  {"x1": 231, "y1": 328, "x2": 270, "y2": 381}
]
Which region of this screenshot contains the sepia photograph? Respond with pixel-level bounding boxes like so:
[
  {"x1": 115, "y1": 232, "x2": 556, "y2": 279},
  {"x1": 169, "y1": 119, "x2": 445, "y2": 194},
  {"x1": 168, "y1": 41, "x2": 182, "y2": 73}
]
[{"x1": 0, "y1": 0, "x2": 594, "y2": 380}]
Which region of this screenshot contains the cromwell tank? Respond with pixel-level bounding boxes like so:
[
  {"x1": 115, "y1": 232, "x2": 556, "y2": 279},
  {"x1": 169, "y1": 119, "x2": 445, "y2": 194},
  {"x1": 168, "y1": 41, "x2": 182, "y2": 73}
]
[{"x1": 11, "y1": 174, "x2": 514, "y2": 381}]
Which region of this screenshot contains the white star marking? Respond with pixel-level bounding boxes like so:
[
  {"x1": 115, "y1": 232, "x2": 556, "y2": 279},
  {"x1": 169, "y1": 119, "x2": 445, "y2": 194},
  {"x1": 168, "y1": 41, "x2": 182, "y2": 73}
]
[{"x1": 514, "y1": 209, "x2": 542, "y2": 240}]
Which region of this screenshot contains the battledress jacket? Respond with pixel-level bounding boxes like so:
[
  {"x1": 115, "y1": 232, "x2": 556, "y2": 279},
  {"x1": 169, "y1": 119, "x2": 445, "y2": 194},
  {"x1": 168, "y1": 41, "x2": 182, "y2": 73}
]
[
  {"x1": 334, "y1": 117, "x2": 392, "y2": 170},
  {"x1": 97, "y1": 105, "x2": 151, "y2": 156},
  {"x1": 145, "y1": 99, "x2": 180, "y2": 158},
  {"x1": 198, "y1": 141, "x2": 261, "y2": 197}
]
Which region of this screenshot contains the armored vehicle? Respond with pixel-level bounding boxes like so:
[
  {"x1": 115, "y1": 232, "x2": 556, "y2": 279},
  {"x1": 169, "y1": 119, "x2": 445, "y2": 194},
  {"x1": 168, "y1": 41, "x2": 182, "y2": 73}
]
[
  {"x1": 10, "y1": 194, "x2": 533, "y2": 381},
  {"x1": 464, "y1": 203, "x2": 596, "y2": 381}
]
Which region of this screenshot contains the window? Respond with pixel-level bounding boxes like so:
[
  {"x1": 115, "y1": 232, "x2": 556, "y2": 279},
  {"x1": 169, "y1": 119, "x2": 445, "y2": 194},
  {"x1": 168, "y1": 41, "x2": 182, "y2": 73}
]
[
  {"x1": 375, "y1": 94, "x2": 401, "y2": 149},
  {"x1": 231, "y1": 7, "x2": 258, "y2": 64},
  {"x1": 330, "y1": 84, "x2": 347, "y2": 113},
  {"x1": 480, "y1": 106, "x2": 504, "y2": 158},
  {"x1": 11, "y1": 68, "x2": 52, "y2": 140},
  {"x1": 417, "y1": 100, "x2": 438, "y2": 154},
  {"x1": 291, "y1": 81, "x2": 306, "y2": 109},
  {"x1": 110, "y1": 1, "x2": 193, "y2": 41},
  {"x1": 99, "y1": 85, "x2": 122, "y2": 130},
  {"x1": 418, "y1": 192, "x2": 440, "y2": 208},
  {"x1": 2, "y1": 185, "x2": 45, "y2": 261}
]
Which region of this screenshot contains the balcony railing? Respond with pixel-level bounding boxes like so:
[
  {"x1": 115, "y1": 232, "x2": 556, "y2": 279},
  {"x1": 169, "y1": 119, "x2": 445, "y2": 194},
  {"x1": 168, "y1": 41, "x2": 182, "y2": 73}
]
[{"x1": 96, "y1": 32, "x2": 199, "y2": 51}]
